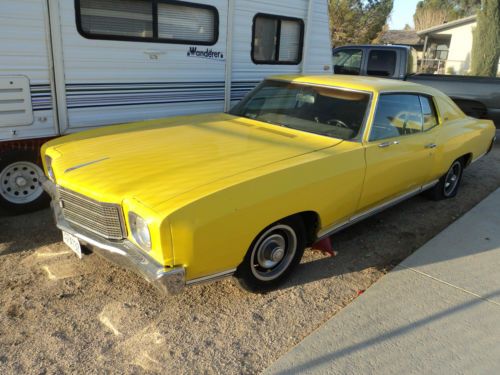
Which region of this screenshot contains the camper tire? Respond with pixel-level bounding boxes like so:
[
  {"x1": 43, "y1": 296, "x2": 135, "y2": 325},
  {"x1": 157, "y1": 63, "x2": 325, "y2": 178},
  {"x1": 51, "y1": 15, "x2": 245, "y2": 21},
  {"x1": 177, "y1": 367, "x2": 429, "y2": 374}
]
[{"x1": 0, "y1": 150, "x2": 49, "y2": 214}]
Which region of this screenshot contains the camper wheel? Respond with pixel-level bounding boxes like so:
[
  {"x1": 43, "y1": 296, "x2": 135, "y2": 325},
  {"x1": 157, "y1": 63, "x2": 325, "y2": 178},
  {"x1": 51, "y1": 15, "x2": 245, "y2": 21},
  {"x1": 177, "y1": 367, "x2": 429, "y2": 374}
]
[{"x1": 0, "y1": 150, "x2": 49, "y2": 214}]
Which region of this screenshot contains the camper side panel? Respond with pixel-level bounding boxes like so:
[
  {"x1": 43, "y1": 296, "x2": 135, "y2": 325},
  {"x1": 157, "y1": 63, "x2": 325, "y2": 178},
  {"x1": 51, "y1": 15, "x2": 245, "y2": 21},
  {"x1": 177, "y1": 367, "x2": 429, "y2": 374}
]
[
  {"x1": 230, "y1": 0, "x2": 332, "y2": 103},
  {"x1": 305, "y1": 0, "x2": 332, "y2": 73},
  {"x1": 0, "y1": 0, "x2": 56, "y2": 141},
  {"x1": 57, "y1": 0, "x2": 228, "y2": 133}
]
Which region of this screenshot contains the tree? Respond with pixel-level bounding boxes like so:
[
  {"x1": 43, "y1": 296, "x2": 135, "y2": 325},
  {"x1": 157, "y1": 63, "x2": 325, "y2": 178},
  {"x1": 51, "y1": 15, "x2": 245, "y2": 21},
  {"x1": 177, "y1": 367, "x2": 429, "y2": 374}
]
[
  {"x1": 454, "y1": 0, "x2": 483, "y2": 17},
  {"x1": 329, "y1": 0, "x2": 394, "y2": 46},
  {"x1": 414, "y1": 1, "x2": 454, "y2": 31},
  {"x1": 413, "y1": 0, "x2": 481, "y2": 31},
  {"x1": 471, "y1": 0, "x2": 500, "y2": 76}
]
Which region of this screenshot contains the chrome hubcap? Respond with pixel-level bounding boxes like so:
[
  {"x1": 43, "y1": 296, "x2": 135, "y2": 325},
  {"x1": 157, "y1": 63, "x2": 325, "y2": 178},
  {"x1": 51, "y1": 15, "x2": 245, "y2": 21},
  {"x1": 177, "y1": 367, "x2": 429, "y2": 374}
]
[
  {"x1": 251, "y1": 224, "x2": 297, "y2": 281},
  {"x1": 444, "y1": 162, "x2": 461, "y2": 196},
  {"x1": 256, "y1": 234, "x2": 286, "y2": 269},
  {"x1": 0, "y1": 161, "x2": 44, "y2": 204},
  {"x1": 271, "y1": 247, "x2": 285, "y2": 263}
]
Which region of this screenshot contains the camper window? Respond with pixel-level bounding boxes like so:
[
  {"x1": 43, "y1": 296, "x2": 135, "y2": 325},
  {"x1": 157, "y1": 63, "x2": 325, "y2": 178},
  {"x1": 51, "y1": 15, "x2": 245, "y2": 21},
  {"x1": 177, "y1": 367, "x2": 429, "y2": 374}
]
[
  {"x1": 252, "y1": 14, "x2": 304, "y2": 65},
  {"x1": 78, "y1": 0, "x2": 154, "y2": 39},
  {"x1": 76, "y1": 0, "x2": 218, "y2": 45},
  {"x1": 157, "y1": 2, "x2": 216, "y2": 43}
]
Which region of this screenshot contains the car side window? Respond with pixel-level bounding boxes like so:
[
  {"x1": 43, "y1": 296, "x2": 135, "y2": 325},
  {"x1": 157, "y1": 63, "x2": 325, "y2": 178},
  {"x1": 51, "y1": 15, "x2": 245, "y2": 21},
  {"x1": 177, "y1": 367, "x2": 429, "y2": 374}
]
[
  {"x1": 370, "y1": 94, "x2": 423, "y2": 141},
  {"x1": 332, "y1": 49, "x2": 363, "y2": 75},
  {"x1": 420, "y1": 96, "x2": 439, "y2": 131}
]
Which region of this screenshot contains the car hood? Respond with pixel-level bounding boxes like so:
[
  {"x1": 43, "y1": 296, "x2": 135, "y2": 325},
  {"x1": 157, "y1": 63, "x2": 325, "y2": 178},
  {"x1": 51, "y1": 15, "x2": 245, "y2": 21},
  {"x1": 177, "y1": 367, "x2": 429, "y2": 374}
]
[{"x1": 49, "y1": 113, "x2": 342, "y2": 210}]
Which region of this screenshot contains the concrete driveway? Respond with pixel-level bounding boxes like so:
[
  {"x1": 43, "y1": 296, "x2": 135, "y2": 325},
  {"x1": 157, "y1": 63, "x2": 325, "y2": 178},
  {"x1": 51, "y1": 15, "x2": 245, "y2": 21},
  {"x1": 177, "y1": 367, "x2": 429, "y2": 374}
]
[{"x1": 266, "y1": 188, "x2": 500, "y2": 375}]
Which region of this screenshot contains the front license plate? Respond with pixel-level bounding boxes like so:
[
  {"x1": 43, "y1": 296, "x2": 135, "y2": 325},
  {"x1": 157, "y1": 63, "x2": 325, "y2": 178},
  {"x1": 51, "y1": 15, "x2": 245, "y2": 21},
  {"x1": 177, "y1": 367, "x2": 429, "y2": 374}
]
[{"x1": 62, "y1": 231, "x2": 82, "y2": 259}]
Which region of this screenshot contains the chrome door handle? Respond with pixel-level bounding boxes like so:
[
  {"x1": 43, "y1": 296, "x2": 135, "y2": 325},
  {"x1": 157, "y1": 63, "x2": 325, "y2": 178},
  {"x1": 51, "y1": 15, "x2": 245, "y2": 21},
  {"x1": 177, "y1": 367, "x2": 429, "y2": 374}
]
[
  {"x1": 425, "y1": 143, "x2": 437, "y2": 149},
  {"x1": 378, "y1": 140, "x2": 400, "y2": 148}
]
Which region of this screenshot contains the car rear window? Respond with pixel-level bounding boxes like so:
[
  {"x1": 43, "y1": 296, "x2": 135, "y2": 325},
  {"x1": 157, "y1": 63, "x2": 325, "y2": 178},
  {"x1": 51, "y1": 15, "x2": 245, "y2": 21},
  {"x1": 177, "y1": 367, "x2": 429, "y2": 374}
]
[{"x1": 367, "y1": 50, "x2": 397, "y2": 77}]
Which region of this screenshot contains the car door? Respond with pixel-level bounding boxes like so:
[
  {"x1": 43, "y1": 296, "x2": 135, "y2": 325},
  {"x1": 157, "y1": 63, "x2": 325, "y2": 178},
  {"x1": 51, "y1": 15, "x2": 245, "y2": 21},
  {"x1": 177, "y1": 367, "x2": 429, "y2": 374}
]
[{"x1": 356, "y1": 93, "x2": 436, "y2": 212}]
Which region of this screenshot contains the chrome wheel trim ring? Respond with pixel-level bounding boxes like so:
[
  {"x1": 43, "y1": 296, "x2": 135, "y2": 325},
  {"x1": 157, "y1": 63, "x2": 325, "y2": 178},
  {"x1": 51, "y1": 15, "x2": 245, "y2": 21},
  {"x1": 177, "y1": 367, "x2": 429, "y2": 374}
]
[
  {"x1": 444, "y1": 161, "x2": 461, "y2": 197},
  {"x1": 0, "y1": 161, "x2": 44, "y2": 204},
  {"x1": 250, "y1": 224, "x2": 297, "y2": 282}
]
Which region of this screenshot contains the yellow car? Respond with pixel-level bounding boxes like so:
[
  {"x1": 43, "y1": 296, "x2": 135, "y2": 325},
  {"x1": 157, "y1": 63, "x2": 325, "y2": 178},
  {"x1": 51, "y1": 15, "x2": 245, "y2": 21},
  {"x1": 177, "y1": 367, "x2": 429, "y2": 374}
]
[{"x1": 40, "y1": 75, "x2": 496, "y2": 294}]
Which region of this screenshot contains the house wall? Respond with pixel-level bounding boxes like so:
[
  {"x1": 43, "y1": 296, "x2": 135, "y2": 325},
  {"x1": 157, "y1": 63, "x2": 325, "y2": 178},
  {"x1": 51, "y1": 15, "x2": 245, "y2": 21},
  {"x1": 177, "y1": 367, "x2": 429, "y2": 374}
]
[
  {"x1": 435, "y1": 21, "x2": 499, "y2": 76},
  {"x1": 436, "y1": 22, "x2": 475, "y2": 74}
]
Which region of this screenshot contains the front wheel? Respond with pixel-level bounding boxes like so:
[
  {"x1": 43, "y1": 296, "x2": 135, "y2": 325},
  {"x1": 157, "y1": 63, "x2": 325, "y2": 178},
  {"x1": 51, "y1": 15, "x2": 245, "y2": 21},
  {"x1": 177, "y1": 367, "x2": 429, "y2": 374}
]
[
  {"x1": 0, "y1": 150, "x2": 49, "y2": 214},
  {"x1": 427, "y1": 159, "x2": 464, "y2": 201},
  {"x1": 234, "y1": 217, "x2": 306, "y2": 293}
]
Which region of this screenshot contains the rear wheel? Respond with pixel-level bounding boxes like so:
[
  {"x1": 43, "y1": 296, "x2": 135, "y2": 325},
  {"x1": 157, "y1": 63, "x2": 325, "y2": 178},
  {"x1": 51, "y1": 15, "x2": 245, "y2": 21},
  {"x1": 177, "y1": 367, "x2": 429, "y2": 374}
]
[
  {"x1": 427, "y1": 159, "x2": 464, "y2": 201},
  {"x1": 0, "y1": 150, "x2": 49, "y2": 214},
  {"x1": 234, "y1": 217, "x2": 306, "y2": 293}
]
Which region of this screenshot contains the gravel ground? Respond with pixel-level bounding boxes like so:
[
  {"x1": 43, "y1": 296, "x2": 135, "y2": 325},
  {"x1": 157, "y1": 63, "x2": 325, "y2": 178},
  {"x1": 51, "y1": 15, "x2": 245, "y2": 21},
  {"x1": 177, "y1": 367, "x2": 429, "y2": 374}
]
[{"x1": 1, "y1": 145, "x2": 499, "y2": 375}]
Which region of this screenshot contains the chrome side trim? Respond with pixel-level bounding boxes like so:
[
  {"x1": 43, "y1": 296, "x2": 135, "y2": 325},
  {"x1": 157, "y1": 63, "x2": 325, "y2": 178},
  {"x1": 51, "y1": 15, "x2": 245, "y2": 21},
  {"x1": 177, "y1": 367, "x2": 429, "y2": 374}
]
[
  {"x1": 316, "y1": 220, "x2": 350, "y2": 239},
  {"x1": 422, "y1": 179, "x2": 439, "y2": 191},
  {"x1": 318, "y1": 181, "x2": 438, "y2": 240},
  {"x1": 350, "y1": 187, "x2": 421, "y2": 223},
  {"x1": 186, "y1": 269, "x2": 237, "y2": 286},
  {"x1": 471, "y1": 151, "x2": 486, "y2": 164}
]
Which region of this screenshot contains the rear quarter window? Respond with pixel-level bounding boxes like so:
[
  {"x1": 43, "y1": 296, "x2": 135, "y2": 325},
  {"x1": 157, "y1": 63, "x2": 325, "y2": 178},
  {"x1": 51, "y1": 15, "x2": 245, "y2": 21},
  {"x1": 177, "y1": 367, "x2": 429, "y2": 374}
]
[{"x1": 434, "y1": 95, "x2": 466, "y2": 123}]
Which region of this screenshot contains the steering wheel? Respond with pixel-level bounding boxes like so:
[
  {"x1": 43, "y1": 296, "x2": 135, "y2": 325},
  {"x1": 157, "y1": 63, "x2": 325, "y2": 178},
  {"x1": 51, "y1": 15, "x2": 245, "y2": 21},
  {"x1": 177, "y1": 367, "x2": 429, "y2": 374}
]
[{"x1": 326, "y1": 118, "x2": 349, "y2": 128}]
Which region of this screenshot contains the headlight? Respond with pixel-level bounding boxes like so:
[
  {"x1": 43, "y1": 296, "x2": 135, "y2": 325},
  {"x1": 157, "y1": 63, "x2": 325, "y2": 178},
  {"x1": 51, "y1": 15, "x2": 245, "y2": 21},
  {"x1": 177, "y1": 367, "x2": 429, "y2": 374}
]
[
  {"x1": 45, "y1": 155, "x2": 55, "y2": 181},
  {"x1": 129, "y1": 212, "x2": 152, "y2": 251}
]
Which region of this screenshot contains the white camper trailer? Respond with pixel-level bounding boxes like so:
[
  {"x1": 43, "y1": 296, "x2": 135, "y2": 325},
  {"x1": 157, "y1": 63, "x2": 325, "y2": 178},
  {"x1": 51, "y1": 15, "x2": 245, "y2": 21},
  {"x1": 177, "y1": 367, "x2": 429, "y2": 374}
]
[{"x1": 0, "y1": 0, "x2": 332, "y2": 212}]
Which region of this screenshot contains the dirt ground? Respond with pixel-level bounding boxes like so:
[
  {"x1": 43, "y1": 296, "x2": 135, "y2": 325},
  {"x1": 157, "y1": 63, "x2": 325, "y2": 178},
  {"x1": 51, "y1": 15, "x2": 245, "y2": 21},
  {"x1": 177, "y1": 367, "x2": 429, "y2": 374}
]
[{"x1": 1, "y1": 145, "x2": 499, "y2": 375}]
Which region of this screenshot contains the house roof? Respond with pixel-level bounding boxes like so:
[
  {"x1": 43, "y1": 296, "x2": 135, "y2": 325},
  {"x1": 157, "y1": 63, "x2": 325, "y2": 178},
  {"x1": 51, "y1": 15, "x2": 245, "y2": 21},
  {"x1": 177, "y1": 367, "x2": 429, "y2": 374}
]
[
  {"x1": 379, "y1": 30, "x2": 423, "y2": 46},
  {"x1": 417, "y1": 15, "x2": 477, "y2": 36}
]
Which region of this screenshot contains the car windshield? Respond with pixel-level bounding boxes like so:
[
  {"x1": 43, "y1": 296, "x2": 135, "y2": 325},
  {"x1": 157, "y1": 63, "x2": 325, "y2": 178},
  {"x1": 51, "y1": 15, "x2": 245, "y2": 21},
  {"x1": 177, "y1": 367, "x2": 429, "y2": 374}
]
[{"x1": 229, "y1": 80, "x2": 371, "y2": 140}]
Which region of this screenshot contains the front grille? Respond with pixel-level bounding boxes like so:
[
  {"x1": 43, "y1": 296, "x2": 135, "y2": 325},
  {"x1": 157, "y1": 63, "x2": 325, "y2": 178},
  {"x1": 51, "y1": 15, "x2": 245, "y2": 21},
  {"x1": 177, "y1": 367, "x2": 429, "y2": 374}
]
[{"x1": 58, "y1": 188, "x2": 126, "y2": 240}]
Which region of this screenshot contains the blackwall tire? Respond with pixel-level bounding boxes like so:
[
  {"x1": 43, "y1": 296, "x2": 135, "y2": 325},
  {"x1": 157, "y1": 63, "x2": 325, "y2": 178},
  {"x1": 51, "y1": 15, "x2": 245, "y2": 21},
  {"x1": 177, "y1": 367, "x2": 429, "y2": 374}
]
[{"x1": 427, "y1": 159, "x2": 464, "y2": 201}]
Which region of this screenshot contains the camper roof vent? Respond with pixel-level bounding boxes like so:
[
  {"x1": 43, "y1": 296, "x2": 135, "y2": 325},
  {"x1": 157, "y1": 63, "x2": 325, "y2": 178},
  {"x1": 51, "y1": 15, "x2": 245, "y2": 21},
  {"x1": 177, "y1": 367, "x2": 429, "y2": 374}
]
[{"x1": 0, "y1": 76, "x2": 33, "y2": 127}]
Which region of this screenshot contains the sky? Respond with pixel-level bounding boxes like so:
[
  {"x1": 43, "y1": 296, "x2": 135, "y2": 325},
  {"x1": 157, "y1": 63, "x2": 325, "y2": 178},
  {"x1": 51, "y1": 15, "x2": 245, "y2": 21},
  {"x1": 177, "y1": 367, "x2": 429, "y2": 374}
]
[{"x1": 389, "y1": 0, "x2": 421, "y2": 30}]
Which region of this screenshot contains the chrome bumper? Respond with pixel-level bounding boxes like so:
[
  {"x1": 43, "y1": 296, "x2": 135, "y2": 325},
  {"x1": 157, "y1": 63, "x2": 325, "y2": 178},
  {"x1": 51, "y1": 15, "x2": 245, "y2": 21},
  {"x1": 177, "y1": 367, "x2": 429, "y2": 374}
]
[{"x1": 41, "y1": 177, "x2": 185, "y2": 295}]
